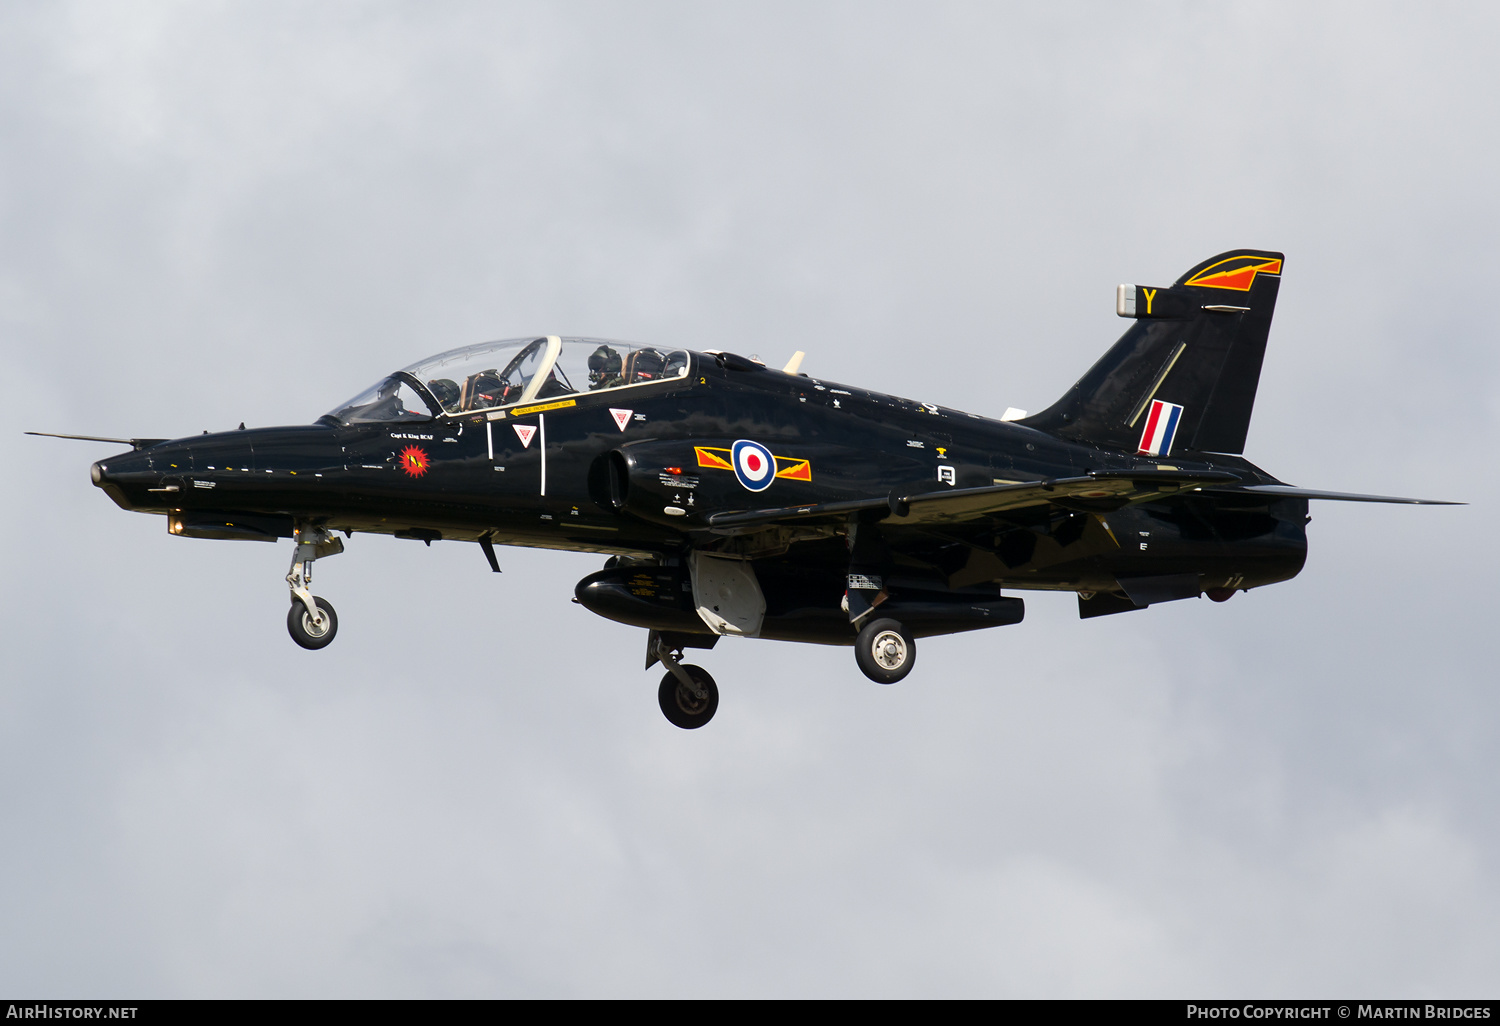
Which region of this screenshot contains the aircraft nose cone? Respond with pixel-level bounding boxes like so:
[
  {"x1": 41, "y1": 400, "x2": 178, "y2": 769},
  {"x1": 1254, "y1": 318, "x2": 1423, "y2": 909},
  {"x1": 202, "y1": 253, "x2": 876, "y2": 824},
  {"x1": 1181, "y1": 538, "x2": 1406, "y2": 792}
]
[
  {"x1": 91, "y1": 457, "x2": 133, "y2": 487},
  {"x1": 89, "y1": 450, "x2": 158, "y2": 510}
]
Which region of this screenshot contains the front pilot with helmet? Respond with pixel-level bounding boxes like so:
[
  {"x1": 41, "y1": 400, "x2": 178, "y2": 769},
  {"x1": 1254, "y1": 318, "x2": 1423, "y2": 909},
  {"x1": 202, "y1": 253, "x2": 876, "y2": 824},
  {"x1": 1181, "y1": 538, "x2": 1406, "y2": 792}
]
[{"x1": 588, "y1": 345, "x2": 624, "y2": 390}]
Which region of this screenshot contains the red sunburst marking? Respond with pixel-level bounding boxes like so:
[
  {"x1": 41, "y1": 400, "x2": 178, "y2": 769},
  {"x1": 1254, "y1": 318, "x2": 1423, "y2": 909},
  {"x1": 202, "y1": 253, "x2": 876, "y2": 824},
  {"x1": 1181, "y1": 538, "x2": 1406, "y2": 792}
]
[{"x1": 399, "y1": 445, "x2": 430, "y2": 478}]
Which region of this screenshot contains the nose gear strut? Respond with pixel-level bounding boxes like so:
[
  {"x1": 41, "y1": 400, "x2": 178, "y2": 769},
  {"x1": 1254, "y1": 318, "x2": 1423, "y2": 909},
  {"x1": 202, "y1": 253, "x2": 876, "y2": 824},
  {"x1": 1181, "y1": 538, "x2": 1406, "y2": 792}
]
[{"x1": 286, "y1": 522, "x2": 344, "y2": 649}]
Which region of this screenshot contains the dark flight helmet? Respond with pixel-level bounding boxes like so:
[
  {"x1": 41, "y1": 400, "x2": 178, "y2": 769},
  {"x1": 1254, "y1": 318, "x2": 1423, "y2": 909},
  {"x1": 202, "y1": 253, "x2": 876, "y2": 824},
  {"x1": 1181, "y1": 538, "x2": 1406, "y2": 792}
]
[
  {"x1": 426, "y1": 377, "x2": 461, "y2": 411},
  {"x1": 588, "y1": 345, "x2": 623, "y2": 388}
]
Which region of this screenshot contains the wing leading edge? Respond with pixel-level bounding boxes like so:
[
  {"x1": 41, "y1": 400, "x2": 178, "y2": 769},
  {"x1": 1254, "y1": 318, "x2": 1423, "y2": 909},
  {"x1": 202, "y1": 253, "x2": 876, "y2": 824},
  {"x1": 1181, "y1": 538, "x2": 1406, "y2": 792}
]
[
  {"x1": 706, "y1": 472, "x2": 1461, "y2": 534},
  {"x1": 706, "y1": 469, "x2": 1245, "y2": 533},
  {"x1": 1202, "y1": 484, "x2": 1462, "y2": 505}
]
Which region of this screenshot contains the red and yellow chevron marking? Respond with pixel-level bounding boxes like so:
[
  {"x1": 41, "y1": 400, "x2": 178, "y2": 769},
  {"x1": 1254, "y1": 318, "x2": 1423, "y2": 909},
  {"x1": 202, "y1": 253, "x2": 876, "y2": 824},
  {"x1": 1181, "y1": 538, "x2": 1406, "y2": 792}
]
[
  {"x1": 1184, "y1": 256, "x2": 1282, "y2": 291},
  {"x1": 694, "y1": 446, "x2": 733, "y2": 471},
  {"x1": 775, "y1": 459, "x2": 811, "y2": 481},
  {"x1": 695, "y1": 446, "x2": 812, "y2": 481}
]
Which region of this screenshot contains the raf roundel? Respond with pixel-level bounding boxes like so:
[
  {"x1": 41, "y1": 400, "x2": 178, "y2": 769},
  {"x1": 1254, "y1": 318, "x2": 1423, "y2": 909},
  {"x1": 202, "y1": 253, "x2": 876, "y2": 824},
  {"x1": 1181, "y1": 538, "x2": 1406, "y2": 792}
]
[{"x1": 731, "y1": 439, "x2": 777, "y2": 492}]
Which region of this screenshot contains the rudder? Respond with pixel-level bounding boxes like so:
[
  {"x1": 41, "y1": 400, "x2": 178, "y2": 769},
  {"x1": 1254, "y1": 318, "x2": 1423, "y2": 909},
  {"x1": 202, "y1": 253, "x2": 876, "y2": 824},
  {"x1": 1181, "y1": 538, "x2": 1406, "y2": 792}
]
[{"x1": 1021, "y1": 249, "x2": 1283, "y2": 456}]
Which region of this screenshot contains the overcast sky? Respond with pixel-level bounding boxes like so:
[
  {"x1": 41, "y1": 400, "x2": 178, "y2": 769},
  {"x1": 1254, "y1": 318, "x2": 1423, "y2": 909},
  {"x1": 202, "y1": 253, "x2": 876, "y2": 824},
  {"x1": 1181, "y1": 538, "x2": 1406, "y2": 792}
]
[{"x1": 3, "y1": 1, "x2": 1497, "y2": 998}]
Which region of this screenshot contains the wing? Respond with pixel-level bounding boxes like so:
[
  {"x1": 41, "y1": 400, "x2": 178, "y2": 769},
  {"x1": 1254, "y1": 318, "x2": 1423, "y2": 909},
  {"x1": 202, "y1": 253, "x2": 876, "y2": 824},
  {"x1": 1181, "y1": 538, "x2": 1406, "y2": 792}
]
[
  {"x1": 706, "y1": 469, "x2": 1245, "y2": 533},
  {"x1": 1202, "y1": 484, "x2": 1462, "y2": 505}
]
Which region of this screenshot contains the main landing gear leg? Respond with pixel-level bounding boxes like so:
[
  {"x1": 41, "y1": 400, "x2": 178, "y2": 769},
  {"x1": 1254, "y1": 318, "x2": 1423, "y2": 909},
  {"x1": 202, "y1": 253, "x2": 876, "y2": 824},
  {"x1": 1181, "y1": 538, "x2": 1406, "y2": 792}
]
[
  {"x1": 844, "y1": 518, "x2": 914, "y2": 684},
  {"x1": 650, "y1": 633, "x2": 718, "y2": 729},
  {"x1": 286, "y1": 522, "x2": 345, "y2": 650}
]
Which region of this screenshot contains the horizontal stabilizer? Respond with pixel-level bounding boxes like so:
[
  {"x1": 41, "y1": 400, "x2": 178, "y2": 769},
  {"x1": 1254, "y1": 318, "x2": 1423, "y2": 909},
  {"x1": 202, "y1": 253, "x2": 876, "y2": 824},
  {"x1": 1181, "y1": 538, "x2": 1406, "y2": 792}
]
[
  {"x1": 1207, "y1": 484, "x2": 1462, "y2": 505},
  {"x1": 707, "y1": 469, "x2": 1243, "y2": 533}
]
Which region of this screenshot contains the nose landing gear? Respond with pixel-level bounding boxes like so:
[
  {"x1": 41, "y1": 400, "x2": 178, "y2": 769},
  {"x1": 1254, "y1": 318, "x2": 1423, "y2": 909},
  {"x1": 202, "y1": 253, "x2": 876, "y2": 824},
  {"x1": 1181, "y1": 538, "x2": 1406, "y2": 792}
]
[{"x1": 286, "y1": 522, "x2": 344, "y2": 650}]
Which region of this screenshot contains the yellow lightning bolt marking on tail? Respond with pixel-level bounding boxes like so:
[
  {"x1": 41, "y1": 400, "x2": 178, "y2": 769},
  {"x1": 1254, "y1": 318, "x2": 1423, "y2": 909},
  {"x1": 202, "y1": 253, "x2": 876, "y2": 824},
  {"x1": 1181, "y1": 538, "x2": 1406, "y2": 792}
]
[{"x1": 1184, "y1": 257, "x2": 1283, "y2": 291}]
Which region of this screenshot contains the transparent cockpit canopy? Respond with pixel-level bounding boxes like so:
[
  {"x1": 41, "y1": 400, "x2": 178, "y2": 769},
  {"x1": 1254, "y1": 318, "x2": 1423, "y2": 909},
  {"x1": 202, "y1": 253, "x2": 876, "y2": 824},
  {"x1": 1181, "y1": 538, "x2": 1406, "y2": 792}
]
[
  {"x1": 405, "y1": 336, "x2": 553, "y2": 414},
  {"x1": 325, "y1": 375, "x2": 436, "y2": 424},
  {"x1": 324, "y1": 336, "x2": 692, "y2": 423},
  {"x1": 552, "y1": 338, "x2": 689, "y2": 395}
]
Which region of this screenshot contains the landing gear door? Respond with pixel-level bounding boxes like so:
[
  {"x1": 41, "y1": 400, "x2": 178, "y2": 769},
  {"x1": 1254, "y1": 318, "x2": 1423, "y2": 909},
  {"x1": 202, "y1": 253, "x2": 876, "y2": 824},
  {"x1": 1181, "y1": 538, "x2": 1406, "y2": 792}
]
[{"x1": 690, "y1": 552, "x2": 766, "y2": 637}]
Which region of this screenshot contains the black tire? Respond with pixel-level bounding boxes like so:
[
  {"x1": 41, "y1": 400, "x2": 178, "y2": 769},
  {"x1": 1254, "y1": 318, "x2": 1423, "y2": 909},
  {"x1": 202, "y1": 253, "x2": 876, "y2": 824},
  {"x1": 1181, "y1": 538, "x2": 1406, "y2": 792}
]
[
  {"x1": 287, "y1": 595, "x2": 338, "y2": 650},
  {"x1": 855, "y1": 617, "x2": 915, "y2": 684},
  {"x1": 658, "y1": 665, "x2": 719, "y2": 729}
]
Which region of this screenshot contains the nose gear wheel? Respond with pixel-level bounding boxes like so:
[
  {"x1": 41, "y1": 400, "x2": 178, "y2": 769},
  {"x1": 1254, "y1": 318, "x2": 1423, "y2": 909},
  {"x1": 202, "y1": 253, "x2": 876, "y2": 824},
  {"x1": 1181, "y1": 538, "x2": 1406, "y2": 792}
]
[{"x1": 287, "y1": 595, "x2": 339, "y2": 650}]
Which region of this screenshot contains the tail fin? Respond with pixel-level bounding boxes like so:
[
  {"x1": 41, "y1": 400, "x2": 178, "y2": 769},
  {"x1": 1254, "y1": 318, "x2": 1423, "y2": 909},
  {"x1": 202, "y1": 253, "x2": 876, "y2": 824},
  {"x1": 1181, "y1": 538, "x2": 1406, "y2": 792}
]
[{"x1": 1021, "y1": 249, "x2": 1283, "y2": 456}]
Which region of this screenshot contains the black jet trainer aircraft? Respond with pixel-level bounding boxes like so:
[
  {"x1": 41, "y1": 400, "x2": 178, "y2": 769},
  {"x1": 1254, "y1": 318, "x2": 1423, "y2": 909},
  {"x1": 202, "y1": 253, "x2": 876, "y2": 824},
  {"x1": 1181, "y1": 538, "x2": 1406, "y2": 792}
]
[{"x1": 39, "y1": 250, "x2": 1455, "y2": 728}]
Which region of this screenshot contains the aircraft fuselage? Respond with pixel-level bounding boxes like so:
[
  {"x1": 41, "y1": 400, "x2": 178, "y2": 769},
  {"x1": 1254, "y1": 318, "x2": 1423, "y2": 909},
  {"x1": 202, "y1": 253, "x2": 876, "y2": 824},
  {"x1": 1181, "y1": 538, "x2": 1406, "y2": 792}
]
[{"x1": 92, "y1": 349, "x2": 1308, "y2": 621}]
